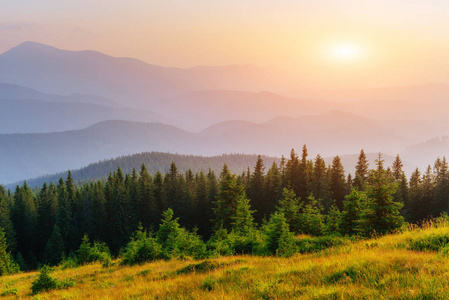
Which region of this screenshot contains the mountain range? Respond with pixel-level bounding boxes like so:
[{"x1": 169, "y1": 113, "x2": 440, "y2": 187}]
[{"x1": 0, "y1": 41, "x2": 448, "y2": 184}]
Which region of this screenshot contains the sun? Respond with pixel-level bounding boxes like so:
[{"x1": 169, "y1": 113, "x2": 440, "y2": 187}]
[{"x1": 330, "y1": 43, "x2": 362, "y2": 62}]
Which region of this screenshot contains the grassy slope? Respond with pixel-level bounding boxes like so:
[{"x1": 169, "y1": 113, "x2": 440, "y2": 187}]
[{"x1": 2, "y1": 224, "x2": 449, "y2": 299}]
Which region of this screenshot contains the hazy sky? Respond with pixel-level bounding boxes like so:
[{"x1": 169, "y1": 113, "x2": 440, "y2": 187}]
[{"x1": 2, "y1": 0, "x2": 449, "y2": 88}]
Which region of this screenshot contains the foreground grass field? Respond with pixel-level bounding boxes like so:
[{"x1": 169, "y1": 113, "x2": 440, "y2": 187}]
[{"x1": 2, "y1": 221, "x2": 449, "y2": 299}]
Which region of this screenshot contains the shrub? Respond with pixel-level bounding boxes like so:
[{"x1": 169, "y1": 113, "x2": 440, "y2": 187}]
[
  {"x1": 201, "y1": 276, "x2": 217, "y2": 291},
  {"x1": 121, "y1": 227, "x2": 162, "y2": 266},
  {"x1": 76, "y1": 234, "x2": 112, "y2": 266},
  {"x1": 296, "y1": 235, "x2": 350, "y2": 254},
  {"x1": 177, "y1": 260, "x2": 218, "y2": 275},
  {"x1": 31, "y1": 266, "x2": 74, "y2": 294},
  {"x1": 266, "y1": 212, "x2": 297, "y2": 257},
  {"x1": 407, "y1": 232, "x2": 449, "y2": 252},
  {"x1": 206, "y1": 227, "x2": 233, "y2": 257}
]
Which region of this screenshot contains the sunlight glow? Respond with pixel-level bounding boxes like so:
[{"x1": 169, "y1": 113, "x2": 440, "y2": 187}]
[{"x1": 330, "y1": 43, "x2": 362, "y2": 61}]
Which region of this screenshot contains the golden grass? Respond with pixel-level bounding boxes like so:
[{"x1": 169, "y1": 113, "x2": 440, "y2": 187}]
[{"x1": 3, "y1": 222, "x2": 449, "y2": 299}]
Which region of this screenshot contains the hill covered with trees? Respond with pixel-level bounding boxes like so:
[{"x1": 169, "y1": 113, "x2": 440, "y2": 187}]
[{"x1": 0, "y1": 146, "x2": 447, "y2": 271}]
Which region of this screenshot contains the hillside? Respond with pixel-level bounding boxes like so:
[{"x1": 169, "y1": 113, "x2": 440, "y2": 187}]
[
  {"x1": 18, "y1": 152, "x2": 280, "y2": 188},
  {"x1": 2, "y1": 222, "x2": 449, "y2": 299},
  {"x1": 0, "y1": 114, "x2": 434, "y2": 184}
]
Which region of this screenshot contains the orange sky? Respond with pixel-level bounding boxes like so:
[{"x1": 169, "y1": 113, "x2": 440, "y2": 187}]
[{"x1": 2, "y1": 1, "x2": 449, "y2": 89}]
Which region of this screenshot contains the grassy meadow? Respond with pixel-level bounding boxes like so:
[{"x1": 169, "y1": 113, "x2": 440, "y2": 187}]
[{"x1": 2, "y1": 220, "x2": 449, "y2": 299}]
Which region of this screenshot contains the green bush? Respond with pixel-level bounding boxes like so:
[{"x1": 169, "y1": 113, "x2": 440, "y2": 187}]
[
  {"x1": 407, "y1": 233, "x2": 449, "y2": 252},
  {"x1": 121, "y1": 228, "x2": 162, "y2": 266},
  {"x1": 177, "y1": 260, "x2": 218, "y2": 275},
  {"x1": 206, "y1": 228, "x2": 233, "y2": 257},
  {"x1": 77, "y1": 234, "x2": 112, "y2": 266},
  {"x1": 265, "y1": 212, "x2": 297, "y2": 256},
  {"x1": 31, "y1": 266, "x2": 74, "y2": 294},
  {"x1": 296, "y1": 235, "x2": 350, "y2": 254}
]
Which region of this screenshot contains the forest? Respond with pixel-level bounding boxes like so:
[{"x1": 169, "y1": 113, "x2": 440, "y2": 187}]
[{"x1": 0, "y1": 146, "x2": 447, "y2": 274}]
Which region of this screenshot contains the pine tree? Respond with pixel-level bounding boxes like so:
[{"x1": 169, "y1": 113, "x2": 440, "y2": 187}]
[
  {"x1": 212, "y1": 165, "x2": 246, "y2": 232},
  {"x1": 433, "y1": 157, "x2": 449, "y2": 215},
  {"x1": 298, "y1": 194, "x2": 325, "y2": 236},
  {"x1": 0, "y1": 186, "x2": 16, "y2": 254},
  {"x1": 392, "y1": 155, "x2": 404, "y2": 181},
  {"x1": 330, "y1": 156, "x2": 346, "y2": 211},
  {"x1": 106, "y1": 168, "x2": 129, "y2": 254},
  {"x1": 12, "y1": 182, "x2": 38, "y2": 263},
  {"x1": 55, "y1": 178, "x2": 71, "y2": 252},
  {"x1": 137, "y1": 164, "x2": 156, "y2": 229},
  {"x1": 263, "y1": 162, "x2": 282, "y2": 217},
  {"x1": 266, "y1": 212, "x2": 296, "y2": 256},
  {"x1": 247, "y1": 155, "x2": 265, "y2": 223},
  {"x1": 339, "y1": 189, "x2": 367, "y2": 236},
  {"x1": 326, "y1": 203, "x2": 341, "y2": 235},
  {"x1": 286, "y1": 149, "x2": 301, "y2": 196},
  {"x1": 44, "y1": 224, "x2": 65, "y2": 266},
  {"x1": 231, "y1": 197, "x2": 256, "y2": 236},
  {"x1": 277, "y1": 188, "x2": 300, "y2": 232},
  {"x1": 354, "y1": 150, "x2": 369, "y2": 191},
  {"x1": 361, "y1": 154, "x2": 404, "y2": 236},
  {"x1": 0, "y1": 227, "x2": 18, "y2": 275}
]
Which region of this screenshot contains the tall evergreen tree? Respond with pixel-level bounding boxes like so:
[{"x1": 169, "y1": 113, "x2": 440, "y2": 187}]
[
  {"x1": 361, "y1": 154, "x2": 404, "y2": 236},
  {"x1": 44, "y1": 224, "x2": 64, "y2": 266},
  {"x1": 339, "y1": 189, "x2": 366, "y2": 236},
  {"x1": 354, "y1": 150, "x2": 369, "y2": 191},
  {"x1": 212, "y1": 165, "x2": 246, "y2": 232},
  {"x1": 0, "y1": 227, "x2": 18, "y2": 275},
  {"x1": 330, "y1": 156, "x2": 346, "y2": 211},
  {"x1": 277, "y1": 188, "x2": 300, "y2": 232},
  {"x1": 0, "y1": 186, "x2": 16, "y2": 254},
  {"x1": 247, "y1": 155, "x2": 265, "y2": 223}
]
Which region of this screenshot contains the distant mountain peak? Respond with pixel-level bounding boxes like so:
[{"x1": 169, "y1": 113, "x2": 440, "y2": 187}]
[{"x1": 3, "y1": 41, "x2": 62, "y2": 56}]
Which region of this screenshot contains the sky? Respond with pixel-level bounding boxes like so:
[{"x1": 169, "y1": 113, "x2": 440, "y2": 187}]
[{"x1": 2, "y1": 0, "x2": 449, "y2": 89}]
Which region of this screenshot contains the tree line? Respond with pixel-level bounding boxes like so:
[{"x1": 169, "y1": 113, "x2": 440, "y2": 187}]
[{"x1": 0, "y1": 146, "x2": 447, "y2": 271}]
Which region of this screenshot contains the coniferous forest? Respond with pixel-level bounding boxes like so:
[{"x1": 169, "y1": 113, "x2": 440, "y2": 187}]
[{"x1": 0, "y1": 146, "x2": 448, "y2": 273}]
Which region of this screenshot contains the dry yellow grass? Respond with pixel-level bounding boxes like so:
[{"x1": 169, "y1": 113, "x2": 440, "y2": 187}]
[{"x1": 2, "y1": 222, "x2": 449, "y2": 299}]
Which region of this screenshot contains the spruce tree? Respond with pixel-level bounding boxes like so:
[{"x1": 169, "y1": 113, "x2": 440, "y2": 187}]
[
  {"x1": 212, "y1": 165, "x2": 246, "y2": 232},
  {"x1": 354, "y1": 150, "x2": 369, "y2": 191},
  {"x1": 247, "y1": 155, "x2": 265, "y2": 223},
  {"x1": 339, "y1": 189, "x2": 366, "y2": 236},
  {"x1": 44, "y1": 224, "x2": 64, "y2": 266},
  {"x1": 0, "y1": 227, "x2": 18, "y2": 275},
  {"x1": 330, "y1": 156, "x2": 346, "y2": 211},
  {"x1": 361, "y1": 154, "x2": 404, "y2": 236},
  {"x1": 231, "y1": 197, "x2": 256, "y2": 236},
  {"x1": 277, "y1": 188, "x2": 300, "y2": 232}
]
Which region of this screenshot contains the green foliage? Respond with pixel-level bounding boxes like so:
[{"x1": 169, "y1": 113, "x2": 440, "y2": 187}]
[
  {"x1": 121, "y1": 227, "x2": 162, "y2": 266},
  {"x1": 295, "y1": 235, "x2": 350, "y2": 254},
  {"x1": 326, "y1": 204, "x2": 341, "y2": 234},
  {"x1": 206, "y1": 227, "x2": 233, "y2": 256},
  {"x1": 407, "y1": 232, "x2": 449, "y2": 252},
  {"x1": 360, "y1": 154, "x2": 405, "y2": 236},
  {"x1": 339, "y1": 189, "x2": 367, "y2": 236},
  {"x1": 297, "y1": 195, "x2": 325, "y2": 236},
  {"x1": 265, "y1": 212, "x2": 297, "y2": 257},
  {"x1": 31, "y1": 265, "x2": 75, "y2": 294},
  {"x1": 44, "y1": 224, "x2": 64, "y2": 266},
  {"x1": 201, "y1": 276, "x2": 217, "y2": 291},
  {"x1": 231, "y1": 196, "x2": 256, "y2": 236},
  {"x1": 1, "y1": 287, "x2": 18, "y2": 296},
  {"x1": 177, "y1": 260, "x2": 218, "y2": 275},
  {"x1": 0, "y1": 227, "x2": 19, "y2": 275},
  {"x1": 277, "y1": 188, "x2": 300, "y2": 232},
  {"x1": 76, "y1": 234, "x2": 111, "y2": 265},
  {"x1": 213, "y1": 166, "x2": 246, "y2": 232}
]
